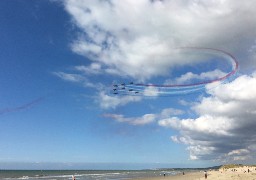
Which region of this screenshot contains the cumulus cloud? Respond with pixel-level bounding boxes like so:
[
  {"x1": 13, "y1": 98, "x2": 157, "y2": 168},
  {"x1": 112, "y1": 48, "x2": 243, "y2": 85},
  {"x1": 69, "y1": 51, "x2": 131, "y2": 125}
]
[
  {"x1": 159, "y1": 73, "x2": 256, "y2": 162},
  {"x1": 63, "y1": 0, "x2": 256, "y2": 81},
  {"x1": 57, "y1": 0, "x2": 256, "y2": 110}
]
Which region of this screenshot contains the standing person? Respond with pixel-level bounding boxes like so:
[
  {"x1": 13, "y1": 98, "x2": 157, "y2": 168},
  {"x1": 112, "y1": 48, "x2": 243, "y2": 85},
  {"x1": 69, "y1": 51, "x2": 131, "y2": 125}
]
[
  {"x1": 72, "y1": 175, "x2": 76, "y2": 180},
  {"x1": 204, "y1": 171, "x2": 207, "y2": 179}
]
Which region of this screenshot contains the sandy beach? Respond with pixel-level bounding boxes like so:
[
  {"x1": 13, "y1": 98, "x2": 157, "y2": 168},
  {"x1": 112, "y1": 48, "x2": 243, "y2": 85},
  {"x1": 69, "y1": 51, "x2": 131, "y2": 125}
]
[{"x1": 132, "y1": 166, "x2": 256, "y2": 180}]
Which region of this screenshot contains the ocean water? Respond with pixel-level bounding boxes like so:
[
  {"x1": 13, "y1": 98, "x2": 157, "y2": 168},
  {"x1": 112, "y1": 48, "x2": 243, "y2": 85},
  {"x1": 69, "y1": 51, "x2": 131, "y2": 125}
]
[{"x1": 0, "y1": 170, "x2": 183, "y2": 180}]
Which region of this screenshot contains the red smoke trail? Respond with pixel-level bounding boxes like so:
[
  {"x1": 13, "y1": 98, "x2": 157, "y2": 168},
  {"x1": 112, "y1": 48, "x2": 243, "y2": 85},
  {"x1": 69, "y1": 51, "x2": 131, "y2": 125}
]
[{"x1": 0, "y1": 97, "x2": 44, "y2": 115}]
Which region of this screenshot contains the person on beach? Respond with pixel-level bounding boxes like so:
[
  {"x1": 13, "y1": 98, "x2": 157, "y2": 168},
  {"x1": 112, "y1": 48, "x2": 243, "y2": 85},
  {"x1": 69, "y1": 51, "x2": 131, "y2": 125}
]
[
  {"x1": 204, "y1": 171, "x2": 207, "y2": 179},
  {"x1": 72, "y1": 175, "x2": 76, "y2": 180}
]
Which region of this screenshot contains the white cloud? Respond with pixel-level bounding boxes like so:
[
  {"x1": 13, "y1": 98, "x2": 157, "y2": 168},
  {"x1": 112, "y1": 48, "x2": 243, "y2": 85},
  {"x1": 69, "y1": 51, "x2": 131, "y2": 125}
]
[
  {"x1": 143, "y1": 86, "x2": 160, "y2": 97},
  {"x1": 54, "y1": 69, "x2": 144, "y2": 110},
  {"x1": 158, "y1": 73, "x2": 256, "y2": 162},
  {"x1": 103, "y1": 113, "x2": 156, "y2": 126},
  {"x1": 75, "y1": 63, "x2": 102, "y2": 75},
  {"x1": 53, "y1": 72, "x2": 84, "y2": 82},
  {"x1": 227, "y1": 149, "x2": 249, "y2": 156},
  {"x1": 170, "y1": 69, "x2": 227, "y2": 84},
  {"x1": 104, "y1": 107, "x2": 183, "y2": 125},
  {"x1": 98, "y1": 91, "x2": 141, "y2": 109},
  {"x1": 178, "y1": 99, "x2": 194, "y2": 106},
  {"x1": 160, "y1": 108, "x2": 184, "y2": 118},
  {"x1": 64, "y1": 0, "x2": 256, "y2": 81}
]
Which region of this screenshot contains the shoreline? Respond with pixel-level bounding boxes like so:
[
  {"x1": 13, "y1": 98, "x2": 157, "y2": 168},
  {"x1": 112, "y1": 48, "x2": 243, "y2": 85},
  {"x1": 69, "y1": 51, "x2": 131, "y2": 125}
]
[
  {"x1": 1, "y1": 166, "x2": 256, "y2": 179},
  {"x1": 131, "y1": 171, "x2": 204, "y2": 180},
  {"x1": 131, "y1": 166, "x2": 256, "y2": 180}
]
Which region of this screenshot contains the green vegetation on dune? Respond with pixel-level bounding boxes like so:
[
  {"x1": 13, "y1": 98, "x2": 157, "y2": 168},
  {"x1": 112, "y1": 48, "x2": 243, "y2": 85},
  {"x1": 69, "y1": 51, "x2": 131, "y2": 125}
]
[{"x1": 220, "y1": 164, "x2": 256, "y2": 169}]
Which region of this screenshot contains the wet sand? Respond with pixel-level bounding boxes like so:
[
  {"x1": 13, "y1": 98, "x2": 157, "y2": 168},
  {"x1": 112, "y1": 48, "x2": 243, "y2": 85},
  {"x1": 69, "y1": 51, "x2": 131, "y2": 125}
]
[
  {"x1": 132, "y1": 166, "x2": 256, "y2": 180},
  {"x1": 132, "y1": 171, "x2": 202, "y2": 180}
]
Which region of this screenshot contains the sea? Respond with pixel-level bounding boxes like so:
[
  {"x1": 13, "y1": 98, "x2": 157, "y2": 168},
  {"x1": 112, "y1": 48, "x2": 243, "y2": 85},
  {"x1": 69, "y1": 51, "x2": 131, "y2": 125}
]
[{"x1": 0, "y1": 169, "x2": 191, "y2": 180}]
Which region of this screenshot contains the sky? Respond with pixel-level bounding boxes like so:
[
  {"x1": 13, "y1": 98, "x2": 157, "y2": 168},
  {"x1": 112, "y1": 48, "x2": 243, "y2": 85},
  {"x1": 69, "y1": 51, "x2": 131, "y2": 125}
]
[{"x1": 1, "y1": 0, "x2": 256, "y2": 170}]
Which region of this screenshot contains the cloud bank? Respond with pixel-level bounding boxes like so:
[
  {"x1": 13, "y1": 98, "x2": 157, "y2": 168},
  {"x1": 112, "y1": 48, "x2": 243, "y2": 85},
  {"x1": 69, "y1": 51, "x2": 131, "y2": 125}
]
[
  {"x1": 102, "y1": 73, "x2": 256, "y2": 162},
  {"x1": 63, "y1": 0, "x2": 256, "y2": 81},
  {"x1": 57, "y1": 0, "x2": 256, "y2": 110},
  {"x1": 159, "y1": 73, "x2": 256, "y2": 162}
]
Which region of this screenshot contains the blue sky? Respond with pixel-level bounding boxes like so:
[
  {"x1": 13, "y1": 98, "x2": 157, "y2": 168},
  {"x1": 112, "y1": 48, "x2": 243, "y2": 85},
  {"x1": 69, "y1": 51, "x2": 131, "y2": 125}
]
[{"x1": 1, "y1": 0, "x2": 256, "y2": 170}]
